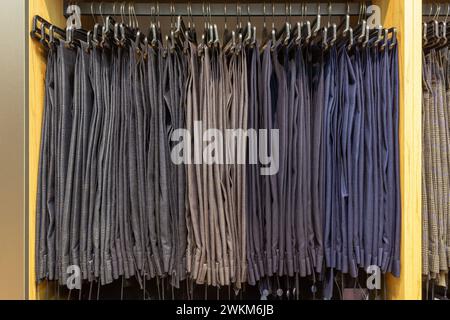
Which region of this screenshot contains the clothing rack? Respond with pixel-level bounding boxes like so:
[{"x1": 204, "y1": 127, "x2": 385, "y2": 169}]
[
  {"x1": 423, "y1": 3, "x2": 450, "y2": 16},
  {"x1": 63, "y1": 2, "x2": 366, "y2": 17}
]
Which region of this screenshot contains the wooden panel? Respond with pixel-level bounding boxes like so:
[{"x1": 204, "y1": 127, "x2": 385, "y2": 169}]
[
  {"x1": 28, "y1": 0, "x2": 423, "y2": 301},
  {"x1": 373, "y1": 0, "x2": 422, "y2": 300},
  {"x1": 28, "y1": 0, "x2": 65, "y2": 300}
]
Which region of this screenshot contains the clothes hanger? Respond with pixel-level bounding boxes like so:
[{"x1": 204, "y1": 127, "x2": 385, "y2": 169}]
[
  {"x1": 335, "y1": 2, "x2": 351, "y2": 47},
  {"x1": 174, "y1": 15, "x2": 188, "y2": 44},
  {"x1": 114, "y1": 2, "x2": 136, "y2": 47},
  {"x1": 359, "y1": 17, "x2": 382, "y2": 49},
  {"x1": 356, "y1": 21, "x2": 367, "y2": 46},
  {"x1": 276, "y1": 2, "x2": 291, "y2": 46},
  {"x1": 423, "y1": 4, "x2": 434, "y2": 47},
  {"x1": 122, "y1": 2, "x2": 138, "y2": 46},
  {"x1": 355, "y1": 2, "x2": 367, "y2": 45},
  {"x1": 91, "y1": 1, "x2": 96, "y2": 27},
  {"x1": 40, "y1": 21, "x2": 50, "y2": 49},
  {"x1": 242, "y1": 4, "x2": 253, "y2": 48},
  {"x1": 223, "y1": 3, "x2": 237, "y2": 54},
  {"x1": 424, "y1": 4, "x2": 441, "y2": 50},
  {"x1": 388, "y1": 28, "x2": 397, "y2": 50},
  {"x1": 167, "y1": 2, "x2": 177, "y2": 52},
  {"x1": 272, "y1": 2, "x2": 291, "y2": 51},
  {"x1": 223, "y1": 30, "x2": 236, "y2": 55},
  {"x1": 372, "y1": 25, "x2": 383, "y2": 48},
  {"x1": 270, "y1": 2, "x2": 278, "y2": 51},
  {"x1": 49, "y1": 25, "x2": 60, "y2": 49},
  {"x1": 321, "y1": 26, "x2": 329, "y2": 50},
  {"x1": 250, "y1": 25, "x2": 257, "y2": 48},
  {"x1": 312, "y1": 2, "x2": 334, "y2": 50},
  {"x1": 235, "y1": 3, "x2": 245, "y2": 53},
  {"x1": 223, "y1": 3, "x2": 232, "y2": 48},
  {"x1": 260, "y1": 2, "x2": 273, "y2": 51},
  {"x1": 441, "y1": 6, "x2": 449, "y2": 47},
  {"x1": 429, "y1": 4, "x2": 450, "y2": 52},
  {"x1": 39, "y1": 17, "x2": 84, "y2": 49},
  {"x1": 101, "y1": 2, "x2": 122, "y2": 48},
  {"x1": 111, "y1": 2, "x2": 121, "y2": 45},
  {"x1": 187, "y1": 1, "x2": 197, "y2": 43},
  {"x1": 362, "y1": 25, "x2": 370, "y2": 47},
  {"x1": 214, "y1": 24, "x2": 220, "y2": 47},
  {"x1": 31, "y1": 16, "x2": 58, "y2": 45},
  {"x1": 232, "y1": 3, "x2": 245, "y2": 53},
  {"x1": 336, "y1": 1, "x2": 350, "y2": 35},
  {"x1": 152, "y1": 1, "x2": 162, "y2": 44},
  {"x1": 330, "y1": 23, "x2": 337, "y2": 48},
  {"x1": 200, "y1": 2, "x2": 208, "y2": 48},
  {"x1": 207, "y1": 4, "x2": 215, "y2": 47},
  {"x1": 172, "y1": 4, "x2": 192, "y2": 47},
  {"x1": 146, "y1": 5, "x2": 157, "y2": 47},
  {"x1": 326, "y1": 2, "x2": 337, "y2": 49},
  {"x1": 380, "y1": 28, "x2": 389, "y2": 51},
  {"x1": 198, "y1": 2, "x2": 208, "y2": 54},
  {"x1": 292, "y1": 3, "x2": 303, "y2": 46},
  {"x1": 31, "y1": 6, "x2": 87, "y2": 47},
  {"x1": 423, "y1": 22, "x2": 428, "y2": 47},
  {"x1": 91, "y1": 2, "x2": 105, "y2": 47},
  {"x1": 302, "y1": 4, "x2": 312, "y2": 45}
]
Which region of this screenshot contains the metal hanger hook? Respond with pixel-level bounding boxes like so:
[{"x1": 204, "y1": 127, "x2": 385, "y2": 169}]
[
  {"x1": 156, "y1": 1, "x2": 160, "y2": 28},
  {"x1": 302, "y1": 3, "x2": 307, "y2": 21},
  {"x1": 445, "y1": 4, "x2": 450, "y2": 24},
  {"x1": 328, "y1": 2, "x2": 332, "y2": 27},
  {"x1": 127, "y1": 3, "x2": 133, "y2": 28},
  {"x1": 434, "y1": 3, "x2": 441, "y2": 21},
  {"x1": 133, "y1": 2, "x2": 139, "y2": 29},
  {"x1": 112, "y1": 2, "x2": 117, "y2": 20},
  {"x1": 150, "y1": 3, "x2": 154, "y2": 25},
  {"x1": 208, "y1": 3, "x2": 212, "y2": 24},
  {"x1": 224, "y1": 3, "x2": 227, "y2": 29},
  {"x1": 201, "y1": 2, "x2": 205, "y2": 28},
  {"x1": 120, "y1": 2, "x2": 124, "y2": 24},
  {"x1": 284, "y1": 2, "x2": 288, "y2": 22},
  {"x1": 263, "y1": 2, "x2": 266, "y2": 28},
  {"x1": 285, "y1": 1, "x2": 292, "y2": 23},
  {"x1": 120, "y1": 2, "x2": 125, "y2": 24},
  {"x1": 202, "y1": 2, "x2": 206, "y2": 29},
  {"x1": 189, "y1": 1, "x2": 194, "y2": 27},
  {"x1": 358, "y1": 1, "x2": 363, "y2": 24},
  {"x1": 237, "y1": 3, "x2": 242, "y2": 29},
  {"x1": 272, "y1": 1, "x2": 275, "y2": 29},
  {"x1": 289, "y1": 1, "x2": 292, "y2": 20},
  {"x1": 170, "y1": 1, "x2": 174, "y2": 28}
]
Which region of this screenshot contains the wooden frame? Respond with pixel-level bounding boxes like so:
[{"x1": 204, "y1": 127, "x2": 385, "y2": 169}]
[{"x1": 373, "y1": 0, "x2": 422, "y2": 300}]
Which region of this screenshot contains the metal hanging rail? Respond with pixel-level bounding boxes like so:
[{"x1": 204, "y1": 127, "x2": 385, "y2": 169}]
[
  {"x1": 63, "y1": 2, "x2": 366, "y2": 17},
  {"x1": 423, "y1": 3, "x2": 450, "y2": 16}
]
